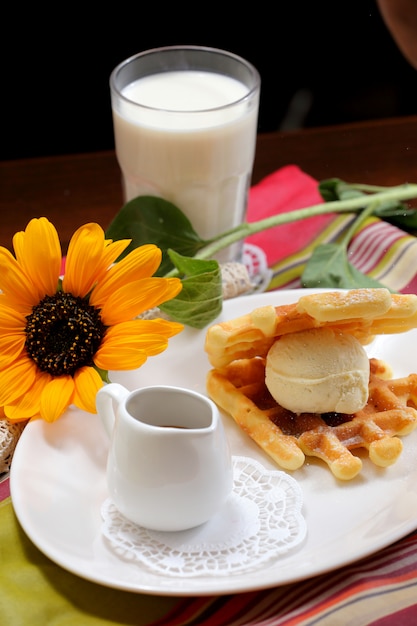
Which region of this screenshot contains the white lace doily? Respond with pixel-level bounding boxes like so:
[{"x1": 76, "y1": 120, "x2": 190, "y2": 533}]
[{"x1": 101, "y1": 456, "x2": 306, "y2": 578}]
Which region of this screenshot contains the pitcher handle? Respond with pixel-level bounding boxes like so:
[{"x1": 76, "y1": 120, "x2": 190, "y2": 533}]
[{"x1": 96, "y1": 383, "x2": 130, "y2": 436}]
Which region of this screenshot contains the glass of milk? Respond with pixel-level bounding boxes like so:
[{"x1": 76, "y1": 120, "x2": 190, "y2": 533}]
[{"x1": 110, "y1": 46, "x2": 260, "y2": 263}]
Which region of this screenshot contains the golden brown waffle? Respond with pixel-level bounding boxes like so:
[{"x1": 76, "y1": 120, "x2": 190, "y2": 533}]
[
  {"x1": 206, "y1": 358, "x2": 417, "y2": 480},
  {"x1": 205, "y1": 289, "x2": 417, "y2": 369}
]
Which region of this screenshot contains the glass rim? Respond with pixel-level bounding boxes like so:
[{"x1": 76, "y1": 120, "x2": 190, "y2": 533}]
[{"x1": 110, "y1": 45, "x2": 261, "y2": 114}]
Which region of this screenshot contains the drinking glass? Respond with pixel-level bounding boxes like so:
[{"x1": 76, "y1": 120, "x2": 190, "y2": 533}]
[{"x1": 110, "y1": 46, "x2": 260, "y2": 263}]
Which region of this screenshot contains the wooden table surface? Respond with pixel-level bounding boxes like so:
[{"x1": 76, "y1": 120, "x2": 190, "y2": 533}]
[{"x1": 1, "y1": 115, "x2": 416, "y2": 252}]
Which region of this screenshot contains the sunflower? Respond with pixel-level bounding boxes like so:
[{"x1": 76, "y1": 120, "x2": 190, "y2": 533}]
[{"x1": 0, "y1": 218, "x2": 183, "y2": 423}]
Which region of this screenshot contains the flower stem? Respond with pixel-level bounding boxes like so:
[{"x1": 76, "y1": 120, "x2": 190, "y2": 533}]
[
  {"x1": 338, "y1": 199, "x2": 381, "y2": 250},
  {"x1": 193, "y1": 183, "x2": 417, "y2": 261}
]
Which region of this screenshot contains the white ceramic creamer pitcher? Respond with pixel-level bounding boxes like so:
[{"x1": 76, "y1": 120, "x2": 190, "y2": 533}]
[{"x1": 96, "y1": 383, "x2": 233, "y2": 532}]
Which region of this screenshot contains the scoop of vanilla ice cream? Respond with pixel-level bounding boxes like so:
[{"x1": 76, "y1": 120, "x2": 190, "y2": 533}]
[{"x1": 265, "y1": 328, "x2": 370, "y2": 414}]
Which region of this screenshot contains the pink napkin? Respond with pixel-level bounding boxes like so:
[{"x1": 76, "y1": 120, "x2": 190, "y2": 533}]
[
  {"x1": 0, "y1": 479, "x2": 9, "y2": 501},
  {"x1": 246, "y1": 165, "x2": 335, "y2": 266}
]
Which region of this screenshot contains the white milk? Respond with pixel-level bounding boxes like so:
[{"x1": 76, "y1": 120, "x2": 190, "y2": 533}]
[{"x1": 112, "y1": 70, "x2": 259, "y2": 261}]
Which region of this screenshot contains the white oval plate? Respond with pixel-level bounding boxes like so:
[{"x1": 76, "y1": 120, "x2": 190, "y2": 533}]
[{"x1": 10, "y1": 289, "x2": 417, "y2": 596}]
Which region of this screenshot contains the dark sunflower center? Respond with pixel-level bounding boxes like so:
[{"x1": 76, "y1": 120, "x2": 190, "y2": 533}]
[{"x1": 25, "y1": 292, "x2": 106, "y2": 376}]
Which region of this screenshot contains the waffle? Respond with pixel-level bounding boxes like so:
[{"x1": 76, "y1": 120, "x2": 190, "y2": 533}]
[
  {"x1": 206, "y1": 358, "x2": 417, "y2": 480},
  {"x1": 205, "y1": 289, "x2": 417, "y2": 369}
]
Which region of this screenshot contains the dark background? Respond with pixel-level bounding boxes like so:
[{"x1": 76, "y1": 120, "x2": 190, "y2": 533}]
[{"x1": 2, "y1": 1, "x2": 416, "y2": 161}]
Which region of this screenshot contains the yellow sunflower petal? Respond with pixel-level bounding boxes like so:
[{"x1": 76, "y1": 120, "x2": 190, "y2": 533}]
[
  {"x1": 90, "y1": 244, "x2": 162, "y2": 308},
  {"x1": 103, "y1": 318, "x2": 184, "y2": 341},
  {"x1": 12, "y1": 217, "x2": 61, "y2": 298},
  {"x1": 0, "y1": 304, "x2": 27, "y2": 333},
  {"x1": 94, "y1": 338, "x2": 150, "y2": 370},
  {"x1": 0, "y1": 334, "x2": 26, "y2": 368},
  {"x1": 99, "y1": 277, "x2": 182, "y2": 326},
  {"x1": 62, "y1": 223, "x2": 110, "y2": 297},
  {"x1": 0, "y1": 356, "x2": 37, "y2": 405},
  {"x1": 0, "y1": 305, "x2": 27, "y2": 366},
  {"x1": 40, "y1": 376, "x2": 75, "y2": 423},
  {"x1": 0, "y1": 248, "x2": 40, "y2": 311},
  {"x1": 94, "y1": 319, "x2": 182, "y2": 370},
  {"x1": 3, "y1": 407, "x2": 33, "y2": 423},
  {"x1": 100, "y1": 239, "x2": 133, "y2": 271},
  {"x1": 72, "y1": 366, "x2": 103, "y2": 413},
  {"x1": 4, "y1": 372, "x2": 52, "y2": 422},
  {"x1": 95, "y1": 347, "x2": 148, "y2": 371}
]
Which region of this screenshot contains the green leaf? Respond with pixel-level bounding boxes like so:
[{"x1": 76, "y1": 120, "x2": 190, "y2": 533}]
[
  {"x1": 105, "y1": 196, "x2": 210, "y2": 276},
  {"x1": 301, "y1": 243, "x2": 390, "y2": 290},
  {"x1": 374, "y1": 202, "x2": 417, "y2": 231},
  {"x1": 159, "y1": 250, "x2": 223, "y2": 329},
  {"x1": 319, "y1": 178, "x2": 366, "y2": 202},
  {"x1": 319, "y1": 180, "x2": 417, "y2": 231}
]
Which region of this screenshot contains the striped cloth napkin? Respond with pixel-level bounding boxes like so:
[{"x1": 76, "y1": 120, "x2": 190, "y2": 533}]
[{"x1": 246, "y1": 165, "x2": 417, "y2": 294}]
